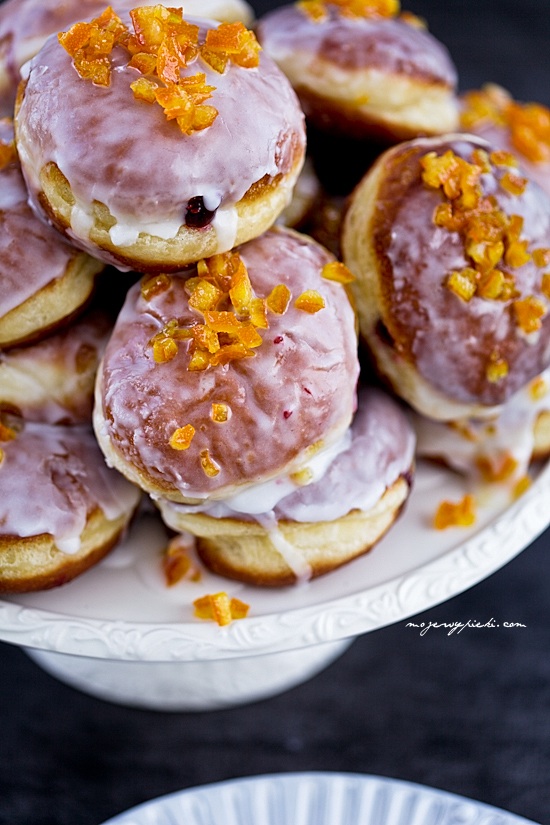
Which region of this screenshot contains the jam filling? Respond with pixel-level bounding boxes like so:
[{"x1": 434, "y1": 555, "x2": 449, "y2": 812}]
[{"x1": 185, "y1": 196, "x2": 216, "y2": 228}]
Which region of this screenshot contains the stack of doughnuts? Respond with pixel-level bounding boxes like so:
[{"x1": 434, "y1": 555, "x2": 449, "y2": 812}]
[{"x1": 1, "y1": 0, "x2": 419, "y2": 593}]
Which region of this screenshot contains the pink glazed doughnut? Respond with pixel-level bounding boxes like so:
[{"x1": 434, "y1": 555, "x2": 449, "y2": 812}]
[
  {"x1": 14, "y1": 7, "x2": 306, "y2": 272},
  {"x1": 94, "y1": 227, "x2": 360, "y2": 503}
]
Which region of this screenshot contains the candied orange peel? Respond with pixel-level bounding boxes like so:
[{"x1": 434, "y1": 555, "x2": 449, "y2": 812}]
[
  {"x1": 433, "y1": 494, "x2": 476, "y2": 530},
  {"x1": 421, "y1": 147, "x2": 550, "y2": 341},
  {"x1": 193, "y1": 592, "x2": 250, "y2": 625},
  {"x1": 297, "y1": 0, "x2": 400, "y2": 22},
  {"x1": 163, "y1": 535, "x2": 201, "y2": 585},
  {"x1": 148, "y1": 251, "x2": 301, "y2": 372},
  {"x1": 59, "y1": 6, "x2": 260, "y2": 135},
  {"x1": 169, "y1": 424, "x2": 196, "y2": 450},
  {"x1": 0, "y1": 134, "x2": 17, "y2": 170},
  {"x1": 461, "y1": 84, "x2": 550, "y2": 164}
]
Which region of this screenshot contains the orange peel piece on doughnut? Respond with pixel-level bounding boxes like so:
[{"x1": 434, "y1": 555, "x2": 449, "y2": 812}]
[
  {"x1": 58, "y1": 7, "x2": 127, "y2": 86},
  {"x1": 297, "y1": 0, "x2": 399, "y2": 21},
  {"x1": 295, "y1": 290, "x2": 326, "y2": 313},
  {"x1": 141, "y1": 273, "x2": 172, "y2": 300},
  {"x1": 486, "y1": 354, "x2": 509, "y2": 383},
  {"x1": 211, "y1": 403, "x2": 230, "y2": 422},
  {"x1": 513, "y1": 296, "x2": 547, "y2": 334},
  {"x1": 267, "y1": 284, "x2": 292, "y2": 315},
  {"x1": 322, "y1": 261, "x2": 355, "y2": 284},
  {"x1": 200, "y1": 22, "x2": 261, "y2": 73},
  {"x1": 200, "y1": 448, "x2": 221, "y2": 477},
  {"x1": 169, "y1": 424, "x2": 196, "y2": 450}
]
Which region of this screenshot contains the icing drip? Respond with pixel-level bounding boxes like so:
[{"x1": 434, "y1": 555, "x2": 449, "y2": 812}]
[
  {"x1": 0, "y1": 423, "x2": 141, "y2": 553},
  {"x1": 162, "y1": 386, "x2": 415, "y2": 524},
  {"x1": 414, "y1": 367, "x2": 550, "y2": 483}
]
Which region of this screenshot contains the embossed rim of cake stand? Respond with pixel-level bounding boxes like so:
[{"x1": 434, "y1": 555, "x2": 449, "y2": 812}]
[{"x1": 0, "y1": 459, "x2": 549, "y2": 663}]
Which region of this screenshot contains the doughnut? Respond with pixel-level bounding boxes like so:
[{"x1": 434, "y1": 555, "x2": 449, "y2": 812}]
[
  {"x1": 0, "y1": 308, "x2": 112, "y2": 425},
  {"x1": 460, "y1": 84, "x2": 550, "y2": 196},
  {"x1": 414, "y1": 369, "x2": 550, "y2": 487},
  {"x1": 0, "y1": 117, "x2": 104, "y2": 348},
  {"x1": 255, "y1": 0, "x2": 458, "y2": 142},
  {"x1": 14, "y1": 6, "x2": 306, "y2": 272},
  {"x1": 158, "y1": 386, "x2": 415, "y2": 586},
  {"x1": 0, "y1": 418, "x2": 141, "y2": 592},
  {"x1": 341, "y1": 134, "x2": 550, "y2": 421},
  {"x1": 93, "y1": 226, "x2": 360, "y2": 504},
  {"x1": 0, "y1": 0, "x2": 254, "y2": 115}
]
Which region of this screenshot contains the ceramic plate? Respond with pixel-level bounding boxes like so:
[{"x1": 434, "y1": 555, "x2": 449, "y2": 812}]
[
  {"x1": 99, "y1": 772, "x2": 539, "y2": 825},
  {"x1": 0, "y1": 457, "x2": 549, "y2": 662}
]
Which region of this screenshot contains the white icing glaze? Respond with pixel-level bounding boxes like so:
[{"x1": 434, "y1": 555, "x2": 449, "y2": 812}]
[
  {"x1": 414, "y1": 367, "x2": 550, "y2": 482},
  {"x1": 0, "y1": 423, "x2": 141, "y2": 553},
  {"x1": 161, "y1": 386, "x2": 415, "y2": 523}
]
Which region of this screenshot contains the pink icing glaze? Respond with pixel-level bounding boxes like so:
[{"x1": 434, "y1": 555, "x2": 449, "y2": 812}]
[
  {"x1": 0, "y1": 118, "x2": 83, "y2": 318},
  {"x1": 97, "y1": 227, "x2": 359, "y2": 499},
  {"x1": 0, "y1": 422, "x2": 141, "y2": 552},
  {"x1": 15, "y1": 15, "x2": 306, "y2": 263},
  {"x1": 256, "y1": 4, "x2": 457, "y2": 86},
  {"x1": 0, "y1": 308, "x2": 112, "y2": 424}
]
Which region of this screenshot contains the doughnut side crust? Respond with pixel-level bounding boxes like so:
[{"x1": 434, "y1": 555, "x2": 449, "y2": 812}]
[
  {"x1": 342, "y1": 134, "x2": 550, "y2": 419},
  {"x1": 0, "y1": 507, "x2": 131, "y2": 593},
  {"x1": 170, "y1": 477, "x2": 410, "y2": 586},
  {"x1": 158, "y1": 386, "x2": 416, "y2": 586},
  {"x1": 0, "y1": 309, "x2": 111, "y2": 424},
  {"x1": 256, "y1": 6, "x2": 458, "y2": 140}
]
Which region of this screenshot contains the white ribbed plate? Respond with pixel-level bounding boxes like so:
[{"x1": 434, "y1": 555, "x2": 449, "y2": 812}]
[
  {"x1": 100, "y1": 773, "x2": 539, "y2": 825},
  {"x1": 1, "y1": 458, "x2": 549, "y2": 661}
]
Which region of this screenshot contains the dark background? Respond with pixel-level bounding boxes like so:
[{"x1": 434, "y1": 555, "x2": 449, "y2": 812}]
[{"x1": 2, "y1": 1, "x2": 550, "y2": 823}]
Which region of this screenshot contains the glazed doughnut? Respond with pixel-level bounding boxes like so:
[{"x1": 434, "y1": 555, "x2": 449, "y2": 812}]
[
  {"x1": 0, "y1": 419, "x2": 141, "y2": 592},
  {"x1": 341, "y1": 134, "x2": 550, "y2": 421},
  {"x1": 460, "y1": 84, "x2": 550, "y2": 196},
  {"x1": 255, "y1": 0, "x2": 458, "y2": 142},
  {"x1": 0, "y1": 0, "x2": 254, "y2": 115},
  {"x1": 413, "y1": 369, "x2": 550, "y2": 486},
  {"x1": 0, "y1": 117, "x2": 103, "y2": 348},
  {"x1": 14, "y1": 7, "x2": 306, "y2": 272},
  {"x1": 0, "y1": 308, "x2": 112, "y2": 425},
  {"x1": 158, "y1": 386, "x2": 415, "y2": 586},
  {"x1": 94, "y1": 226, "x2": 359, "y2": 504}
]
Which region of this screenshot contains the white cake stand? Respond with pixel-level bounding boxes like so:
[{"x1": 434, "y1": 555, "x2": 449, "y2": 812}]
[{"x1": 1, "y1": 459, "x2": 549, "y2": 711}]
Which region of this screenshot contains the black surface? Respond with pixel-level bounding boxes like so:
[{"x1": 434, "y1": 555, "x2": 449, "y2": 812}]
[{"x1": 2, "y1": 1, "x2": 550, "y2": 824}]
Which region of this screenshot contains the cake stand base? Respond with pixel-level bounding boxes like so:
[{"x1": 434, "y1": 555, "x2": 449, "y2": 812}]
[{"x1": 25, "y1": 638, "x2": 353, "y2": 711}]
